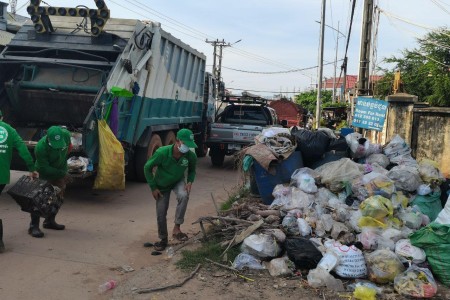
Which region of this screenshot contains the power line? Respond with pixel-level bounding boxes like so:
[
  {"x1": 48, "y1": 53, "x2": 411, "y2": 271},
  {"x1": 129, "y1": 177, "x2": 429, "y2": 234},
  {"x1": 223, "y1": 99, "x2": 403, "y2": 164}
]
[
  {"x1": 226, "y1": 87, "x2": 300, "y2": 94},
  {"x1": 222, "y1": 60, "x2": 342, "y2": 74},
  {"x1": 430, "y1": 0, "x2": 450, "y2": 15}
]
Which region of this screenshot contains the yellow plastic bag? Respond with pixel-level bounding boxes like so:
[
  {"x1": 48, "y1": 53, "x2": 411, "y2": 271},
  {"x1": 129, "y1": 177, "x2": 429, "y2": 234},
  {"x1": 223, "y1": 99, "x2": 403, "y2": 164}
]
[
  {"x1": 93, "y1": 120, "x2": 125, "y2": 190},
  {"x1": 354, "y1": 286, "x2": 377, "y2": 300},
  {"x1": 360, "y1": 195, "x2": 393, "y2": 220}
]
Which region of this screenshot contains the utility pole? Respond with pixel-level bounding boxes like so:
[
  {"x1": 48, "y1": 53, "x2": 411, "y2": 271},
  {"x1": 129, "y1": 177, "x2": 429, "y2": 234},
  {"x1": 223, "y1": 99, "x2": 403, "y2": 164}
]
[
  {"x1": 206, "y1": 39, "x2": 241, "y2": 101},
  {"x1": 9, "y1": 0, "x2": 17, "y2": 15},
  {"x1": 332, "y1": 22, "x2": 340, "y2": 103},
  {"x1": 357, "y1": 0, "x2": 374, "y2": 96},
  {"x1": 315, "y1": 0, "x2": 326, "y2": 130}
]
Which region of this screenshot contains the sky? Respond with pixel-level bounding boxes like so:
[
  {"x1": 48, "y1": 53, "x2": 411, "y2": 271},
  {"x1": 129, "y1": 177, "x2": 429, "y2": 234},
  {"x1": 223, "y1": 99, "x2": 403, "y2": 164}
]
[{"x1": 14, "y1": 0, "x2": 450, "y2": 97}]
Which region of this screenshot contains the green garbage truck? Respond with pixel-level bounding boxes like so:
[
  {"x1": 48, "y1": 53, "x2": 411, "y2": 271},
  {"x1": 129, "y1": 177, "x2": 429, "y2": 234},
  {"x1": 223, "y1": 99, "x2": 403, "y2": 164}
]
[{"x1": 0, "y1": 2, "x2": 216, "y2": 183}]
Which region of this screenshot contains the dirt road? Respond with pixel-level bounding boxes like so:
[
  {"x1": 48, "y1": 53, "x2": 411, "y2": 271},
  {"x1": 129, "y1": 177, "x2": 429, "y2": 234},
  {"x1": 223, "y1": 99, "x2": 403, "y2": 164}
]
[{"x1": 0, "y1": 156, "x2": 240, "y2": 300}]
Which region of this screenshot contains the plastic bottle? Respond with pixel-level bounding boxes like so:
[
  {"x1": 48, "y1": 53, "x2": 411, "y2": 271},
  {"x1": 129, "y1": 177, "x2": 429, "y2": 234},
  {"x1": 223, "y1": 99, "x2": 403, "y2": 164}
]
[
  {"x1": 166, "y1": 247, "x2": 174, "y2": 259},
  {"x1": 98, "y1": 280, "x2": 117, "y2": 293}
]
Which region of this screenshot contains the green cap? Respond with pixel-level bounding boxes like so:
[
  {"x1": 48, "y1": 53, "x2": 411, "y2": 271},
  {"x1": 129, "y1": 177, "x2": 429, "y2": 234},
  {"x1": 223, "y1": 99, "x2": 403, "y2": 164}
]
[
  {"x1": 177, "y1": 128, "x2": 197, "y2": 148},
  {"x1": 47, "y1": 126, "x2": 67, "y2": 149}
]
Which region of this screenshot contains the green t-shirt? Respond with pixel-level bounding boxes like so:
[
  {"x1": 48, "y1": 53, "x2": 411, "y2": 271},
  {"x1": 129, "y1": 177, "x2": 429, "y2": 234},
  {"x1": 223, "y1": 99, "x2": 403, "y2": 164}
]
[
  {"x1": 34, "y1": 129, "x2": 71, "y2": 180},
  {"x1": 144, "y1": 145, "x2": 197, "y2": 192},
  {"x1": 0, "y1": 121, "x2": 35, "y2": 184}
]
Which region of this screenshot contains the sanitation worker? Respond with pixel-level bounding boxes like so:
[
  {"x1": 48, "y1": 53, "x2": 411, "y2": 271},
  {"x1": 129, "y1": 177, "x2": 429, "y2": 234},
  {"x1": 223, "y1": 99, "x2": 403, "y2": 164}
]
[
  {"x1": 0, "y1": 110, "x2": 39, "y2": 251},
  {"x1": 32, "y1": 126, "x2": 71, "y2": 238},
  {"x1": 143, "y1": 128, "x2": 198, "y2": 251}
]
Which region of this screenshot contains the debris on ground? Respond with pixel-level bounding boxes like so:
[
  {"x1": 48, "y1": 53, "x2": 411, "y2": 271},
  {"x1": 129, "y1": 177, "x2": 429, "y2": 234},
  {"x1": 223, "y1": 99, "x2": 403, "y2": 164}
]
[{"x1": 192, "y1": 130, "x2": 450, "y2": 299}]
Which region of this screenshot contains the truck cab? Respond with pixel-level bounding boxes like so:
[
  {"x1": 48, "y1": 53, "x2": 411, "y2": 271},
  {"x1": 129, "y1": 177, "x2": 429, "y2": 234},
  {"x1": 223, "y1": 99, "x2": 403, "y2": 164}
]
[{"x1": 207, "y1": 93, "x2": 280, "y2": 166}]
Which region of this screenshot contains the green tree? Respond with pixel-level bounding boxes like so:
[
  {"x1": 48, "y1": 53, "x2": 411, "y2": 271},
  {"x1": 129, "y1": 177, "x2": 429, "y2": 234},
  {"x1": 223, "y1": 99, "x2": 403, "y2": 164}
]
[
  {"x1": 294, "y1": 89, "x2": 333, "y2": 113},
  {"x1": 374, "y1": 28, "x2": 450, "y2": 106}
]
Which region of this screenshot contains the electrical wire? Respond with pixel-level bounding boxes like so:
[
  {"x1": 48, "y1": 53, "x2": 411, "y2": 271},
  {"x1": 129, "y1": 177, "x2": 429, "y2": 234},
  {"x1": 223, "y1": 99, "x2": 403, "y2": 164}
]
[
  {"x1": 222, "y1": 60, "x2": 342, "y2": 75},
  {"x1": 226, "y1": 87, "x2": 299, "y2": 94},
  {"x1": 430, "y1": 0, "x2": 450, "y2": 15}
]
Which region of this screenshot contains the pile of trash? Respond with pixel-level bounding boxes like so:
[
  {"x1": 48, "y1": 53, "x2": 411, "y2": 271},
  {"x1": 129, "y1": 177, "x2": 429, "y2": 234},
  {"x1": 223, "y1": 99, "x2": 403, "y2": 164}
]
[{"x1": 223, "y1": 133, "x2": 450, "y2": 299}]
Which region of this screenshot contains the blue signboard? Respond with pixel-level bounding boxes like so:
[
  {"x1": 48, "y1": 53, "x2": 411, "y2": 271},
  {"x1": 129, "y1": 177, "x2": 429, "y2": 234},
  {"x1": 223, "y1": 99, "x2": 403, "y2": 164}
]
[{"x1": 352, "y1": 97, "x2": 388, "y2": 131}]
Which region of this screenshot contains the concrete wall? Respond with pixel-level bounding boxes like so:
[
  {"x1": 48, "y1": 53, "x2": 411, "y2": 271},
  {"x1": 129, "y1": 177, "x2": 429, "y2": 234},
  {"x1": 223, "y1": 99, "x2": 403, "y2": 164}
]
[
  {"x1": 384, "y1": 93, "x2": 418, "y2": 145},
  {"x1": 410, "y1": 107, "x2": 450, "y2": 177},
  {"x1": 363, "y1": 93, "x2": 449, "y2": 177}
]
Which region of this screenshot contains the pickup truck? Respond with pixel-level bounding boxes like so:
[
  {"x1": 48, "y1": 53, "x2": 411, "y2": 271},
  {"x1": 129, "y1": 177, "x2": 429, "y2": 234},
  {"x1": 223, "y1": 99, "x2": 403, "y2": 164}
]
[{"x1": 206, "y1": 94, "x2": 281, "y2": 166}]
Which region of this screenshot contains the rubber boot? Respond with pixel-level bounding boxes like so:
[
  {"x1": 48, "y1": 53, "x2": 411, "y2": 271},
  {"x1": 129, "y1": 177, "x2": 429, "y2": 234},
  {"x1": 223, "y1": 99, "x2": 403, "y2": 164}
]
[
  {"x1": 28, "y1": 213, "x2": 44, "y2": 238},
  {"x1": 0, "y1": 219, "x2": 5, "y2": 253},
  {"x1": 43, "y1": 214, "x2": 65, "y2": 230}
]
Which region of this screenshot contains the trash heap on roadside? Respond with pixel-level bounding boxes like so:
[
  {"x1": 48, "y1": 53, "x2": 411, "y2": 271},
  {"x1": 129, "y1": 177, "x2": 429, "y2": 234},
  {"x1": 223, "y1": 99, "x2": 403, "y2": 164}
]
[{"x1": 224, "y1": 128, "x2": 450, "y2": 299}]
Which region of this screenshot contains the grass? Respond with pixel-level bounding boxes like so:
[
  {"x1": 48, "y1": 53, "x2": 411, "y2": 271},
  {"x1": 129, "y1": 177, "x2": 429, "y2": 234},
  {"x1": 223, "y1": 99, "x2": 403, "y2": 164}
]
[
  {"x1": 175, "y1": 237, "x2": 241, "y2": 271},
  {"x1": 220, "y1": 185, "x2": 250, "y2": 211}
]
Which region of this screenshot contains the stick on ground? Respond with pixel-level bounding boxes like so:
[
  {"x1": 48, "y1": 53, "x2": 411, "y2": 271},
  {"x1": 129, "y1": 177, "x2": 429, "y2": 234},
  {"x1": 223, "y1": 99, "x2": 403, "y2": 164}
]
[{"x1": 134, "y1": 264, "x2": 201, "y2": 294}]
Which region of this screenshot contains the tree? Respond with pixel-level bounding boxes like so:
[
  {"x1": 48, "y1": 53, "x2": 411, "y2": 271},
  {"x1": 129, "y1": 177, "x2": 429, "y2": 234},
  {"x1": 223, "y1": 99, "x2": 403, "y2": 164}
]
[
  {"x1": 294, "y1": 89, "x2": 333, "y2": 113},
  {"x1": 374, "y1": 28, "x2": 450, "y2": 106}
]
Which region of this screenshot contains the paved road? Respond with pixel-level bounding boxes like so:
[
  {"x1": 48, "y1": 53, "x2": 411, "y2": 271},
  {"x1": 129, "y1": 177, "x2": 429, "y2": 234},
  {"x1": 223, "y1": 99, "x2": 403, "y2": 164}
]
[{"x1": 0, "y1": 155, "x2": 240, "y2": 300}]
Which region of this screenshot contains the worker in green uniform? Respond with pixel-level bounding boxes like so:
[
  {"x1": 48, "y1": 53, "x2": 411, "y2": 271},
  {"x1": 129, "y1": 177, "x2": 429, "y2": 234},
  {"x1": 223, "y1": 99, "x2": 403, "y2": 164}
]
[
  {"x1": 0, "y1": 110, "x2": 38, "y2": 251},
  {"x1": 143, "y1": 129, "x2": 198, "y2": 251},
  {"x1": 31, "y1": 126, "x2": 72, "y2": 238}
]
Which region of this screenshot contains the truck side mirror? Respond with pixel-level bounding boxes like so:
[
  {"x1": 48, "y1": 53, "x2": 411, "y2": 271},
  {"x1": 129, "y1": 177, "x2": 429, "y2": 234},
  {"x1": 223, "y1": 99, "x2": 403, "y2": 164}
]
[{"x1": 280, "y1": 120, "x2": 288, "y2": 127}]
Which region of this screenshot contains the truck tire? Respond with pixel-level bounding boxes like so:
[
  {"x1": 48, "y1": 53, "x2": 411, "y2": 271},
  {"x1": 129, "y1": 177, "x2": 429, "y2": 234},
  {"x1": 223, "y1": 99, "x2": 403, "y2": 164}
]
[
  {"x1": 162, "y1": 131, "x2": 176, "y2": 146},
  {"x1": 210, "y1": 146, "x2": 225, "y2": 167},
  {"x1": 135, "y1": 134, "x2": 163, "y2": 182}
]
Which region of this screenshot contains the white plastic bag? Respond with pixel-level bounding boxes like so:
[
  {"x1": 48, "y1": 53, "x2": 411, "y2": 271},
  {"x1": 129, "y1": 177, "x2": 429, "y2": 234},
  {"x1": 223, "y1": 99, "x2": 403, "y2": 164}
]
[
  {"x1": 395, "y1": 239, "x2": 426, "y2": 264},
  {"x1": 232, "y1": 253, "x2": 265, "y2": 270},
  {"x1": 241, "y1": 234, "x2": 281, "y2": 258},
  {"x1": 325, "y1": 240, "x2": 367, "y2": 278},
  {"x1": 387, "y1": 165, "x2": 422, "y2": 192},
  {"x1": 265, "y1": 257, "x2": 292, "y2": 277},
  {"x1": 297, "y1": 218, "x2": 312, "y2": 236},
  {"x1": 435, "y1": 195, "x2": 450, "y2": 224}
]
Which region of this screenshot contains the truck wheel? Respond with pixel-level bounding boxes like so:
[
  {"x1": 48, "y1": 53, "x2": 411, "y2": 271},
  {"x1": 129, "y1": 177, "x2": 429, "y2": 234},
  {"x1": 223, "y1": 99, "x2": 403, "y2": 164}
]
[
  {"x1": 135, "y1": 134, "x2": 162, "y2": 182},
  {"x1": 162, "y1": 131, "x2": 176, "y2": 146},
  {"x1": 210, "y1": 146, "x2": 225, "y2": 167}
]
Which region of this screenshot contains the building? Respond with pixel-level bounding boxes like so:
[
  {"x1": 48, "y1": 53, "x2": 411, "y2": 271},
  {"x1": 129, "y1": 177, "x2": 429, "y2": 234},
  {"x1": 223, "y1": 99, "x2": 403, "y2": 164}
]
[{"x1": 322, "y1": 75, "x2": 383, "y2": 102}]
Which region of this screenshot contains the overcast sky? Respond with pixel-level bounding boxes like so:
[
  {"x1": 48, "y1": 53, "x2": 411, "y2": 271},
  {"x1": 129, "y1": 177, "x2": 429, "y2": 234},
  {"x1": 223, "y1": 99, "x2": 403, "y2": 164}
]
[{"x1": 16, "y1": 0, "x2": 450, "y2": 97}]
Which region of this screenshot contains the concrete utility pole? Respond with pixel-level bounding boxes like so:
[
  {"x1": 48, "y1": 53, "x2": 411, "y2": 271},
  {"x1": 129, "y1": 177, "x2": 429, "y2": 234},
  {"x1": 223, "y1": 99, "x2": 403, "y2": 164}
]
[
  {"x1": 357, "y1": 0, "x2": 374, "y2": 96},
  {"x1": 206, "y1": 39, "x2": 241, "y2": 100},
  {"x1": 315, "y1": 0, "x2": 326, "y2": 130}
]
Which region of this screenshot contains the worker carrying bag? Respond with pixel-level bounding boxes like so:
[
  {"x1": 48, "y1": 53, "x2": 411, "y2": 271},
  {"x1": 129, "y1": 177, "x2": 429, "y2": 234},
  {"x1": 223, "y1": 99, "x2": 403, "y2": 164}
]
[{"x1": 7, "y1": 175, "x2": 63, "y2": 218}]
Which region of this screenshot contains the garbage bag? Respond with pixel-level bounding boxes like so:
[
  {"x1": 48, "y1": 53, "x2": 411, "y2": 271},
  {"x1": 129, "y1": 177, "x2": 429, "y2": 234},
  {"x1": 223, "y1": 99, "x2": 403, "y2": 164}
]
[
  {"x1": 418, "y1": 159, "x2": 445, "y2": 185},
  {"x1": 307, "y1": 267, "x2": 345, "y2": 291},
  {"x1": 365, "y1": 153, "x2": 390, "y2": 168},
  {"x1": 282, "y1": 215, "x2": 300, "y2": 235},
  {"x1": 353, "y1": 286, "x2": 377, "y2": 300},
  {"x1": 352, "y1": 172, "x2": 396, "y2": 201},
  {"x1": 316, "y1": 158, "x2": 365, "y2": 192},
  {"x1": 285, "y1": 237, "x2": 323, "y2": 270},
  {"x1": 411, "y1": 190, "x2": 442, "y2": 222},
  {"x1": 292, "y1": 129, "x2": 330, "y2": 165},
  {"x1": 93, "y1": 120, "x2": 125, "y2": 190},
  {"x1": 365, "y1": 249, "x2": 405, "y2": 284},
  {"x1": 265, "y1": 257, "x2": 293, "y2": 277},
  {"x1": 325, "y1": 240, "x2": 367, "y2": 278},
  {"x1": 398, "y1": 208, "x2": 423, "y2": 229},
  {"x1": 387, "y1": 165, "x2": 423, "y2": 192},
  {"x1": 395, "y1": 239, "x2": 426, "y2": 264},
  {"x1": 435, "y1": 194, "x2": 450, "y2": 224},
  {"x1": 359, "y1": 195, "x2": 393, "y2": 220},
  {"x1": 410, "y1": 223, "x2": 450, "y2": 286},
  {"x1": 394, "y1": 266, "x2": 437, "y2": 298},
  {"x1": 241, "y1": 233, "x2": 281, "y2": 258},
  {"x1": 232, "y1": 253, "x2": 265, "y2": 270}
]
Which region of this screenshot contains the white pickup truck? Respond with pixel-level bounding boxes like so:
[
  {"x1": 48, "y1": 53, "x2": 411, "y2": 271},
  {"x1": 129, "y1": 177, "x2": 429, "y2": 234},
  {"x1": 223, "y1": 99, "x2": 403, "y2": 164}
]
[{"x1": 206, "y1": 95, "x2": 283, "y2": 166}]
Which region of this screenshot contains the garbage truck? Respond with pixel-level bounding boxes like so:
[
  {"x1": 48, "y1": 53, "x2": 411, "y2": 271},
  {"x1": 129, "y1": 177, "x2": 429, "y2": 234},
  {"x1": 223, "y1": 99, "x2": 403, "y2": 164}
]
[{"x1": 0, "y1": 2, "x2": 216, "y2": 183}]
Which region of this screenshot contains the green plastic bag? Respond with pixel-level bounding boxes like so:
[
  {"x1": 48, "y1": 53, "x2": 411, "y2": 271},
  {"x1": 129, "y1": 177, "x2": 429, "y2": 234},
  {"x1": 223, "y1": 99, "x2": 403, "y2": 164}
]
[
  {"x1": 411, "y1": 190, "x2": 442, "y2": 222},
  {"x1": 410, "y1": 223, "x2": 450, "y2": 286}
]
